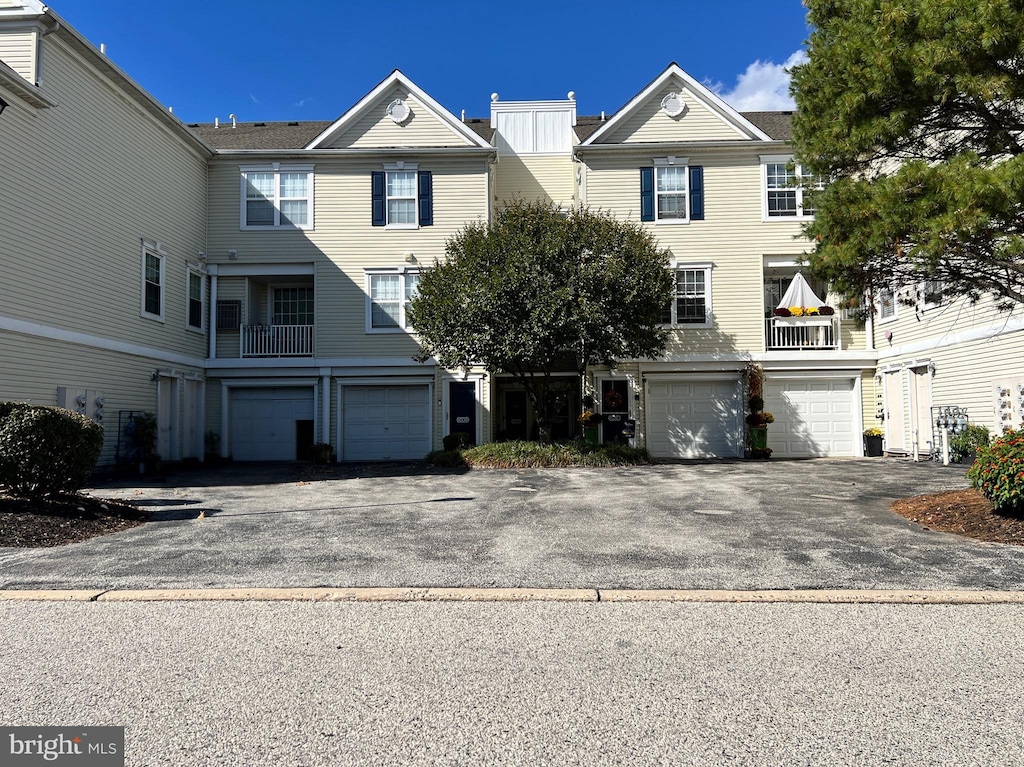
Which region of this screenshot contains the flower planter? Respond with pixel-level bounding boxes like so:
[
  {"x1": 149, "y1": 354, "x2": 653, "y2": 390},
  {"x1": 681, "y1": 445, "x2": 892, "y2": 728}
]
[
  {"x1": 749, "y1": 427, "x2": 768, "y2": 450},
  {"x1": 584, "y1": 426, "x2": 599, "y2": 445}
]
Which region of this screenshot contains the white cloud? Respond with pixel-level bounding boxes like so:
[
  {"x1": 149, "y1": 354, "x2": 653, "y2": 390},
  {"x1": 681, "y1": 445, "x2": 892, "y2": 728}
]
[
  {"x1": 249, "y1": 93, "x2": 260, "y2": 104},
  {"x1": 717, "y1": 50, "x2": 808, "y2": 111}
]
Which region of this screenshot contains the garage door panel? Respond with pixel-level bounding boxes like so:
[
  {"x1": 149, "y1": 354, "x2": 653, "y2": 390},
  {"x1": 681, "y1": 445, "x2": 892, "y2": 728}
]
[
  {"x1": 646, "y1": 379, "x2": 741, "y2": 459},
  {"x1": 764, "y1": 379, "x2": 856, "y2": 458},
  {"x1": 343, "y1": 385, "x2": 431, "y2": 461},
  {"x1": 231, "y1": 388, "x2": 315, "y2": 462}
]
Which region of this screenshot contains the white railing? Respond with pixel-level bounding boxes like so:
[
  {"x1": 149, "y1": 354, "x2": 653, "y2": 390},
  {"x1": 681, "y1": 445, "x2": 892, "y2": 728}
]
[
  {"x1": 765, "y1": 316, "x2": 841, "y2": 350},
  {"x1": 240, "y1": 325, "x2": 314, "y2": 357}
]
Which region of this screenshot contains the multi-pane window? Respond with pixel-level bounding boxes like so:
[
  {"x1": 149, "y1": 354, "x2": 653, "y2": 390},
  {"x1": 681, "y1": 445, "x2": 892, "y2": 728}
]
[
  {"x1": 216, "y1": 300, "x2": 241, "y2": 331},
  {"x1": 273, "y1": 287, "x2": 314, "y2": 326},
  {"x1": 921, "y1": 279, "x2": 944, "y2": 307},
  {"x1": 142, "y1": 247, "x2": 163, "y2": 320},
  {"x1": 879, "y1": 287, "x2": 896, "y2": 320},
  {"x1": 662, "y1": 267, "x2": 711, "y2": 326},
  {"x1": 386, "y1": 171, "x2": 417, "y2": 226},
  {"x1": 241, "y1": 165, "x2": 314, "y2": 229},
  {"x1": 367, "y1": 271, "x2": 419, "y2": 330},
  {"x1": 655, "y1": 166, "x2": 688, "y2": 221},
  {"x1": 763, "y1": 157, "x2": 823, "y2": 218},
  {"x1": 187, "y1": 270, "x2": 204, "y2": 330}
]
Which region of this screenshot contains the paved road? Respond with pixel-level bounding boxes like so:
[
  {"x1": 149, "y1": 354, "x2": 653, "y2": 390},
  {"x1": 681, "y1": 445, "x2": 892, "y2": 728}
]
[
  {"x1": 2, "y1": 600, "x2": 1022, "y2": 766},
  {"x1": 3, "y1": 459, "x2": 1024, "y2": 591}
]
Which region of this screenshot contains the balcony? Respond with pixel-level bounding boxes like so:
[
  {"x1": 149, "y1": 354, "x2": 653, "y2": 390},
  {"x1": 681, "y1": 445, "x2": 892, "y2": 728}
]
[
  {"x1": 240, "y1": 325, "x2": 314, "y2": 357},
  {"x1": 765, "y1": 316, "x2": 841, "y2": 351}
]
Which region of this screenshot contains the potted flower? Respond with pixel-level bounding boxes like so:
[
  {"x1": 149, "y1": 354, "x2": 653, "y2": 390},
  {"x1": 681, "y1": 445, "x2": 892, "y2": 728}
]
[
  {"x1": 578, "y1": 410, "x2": 602, "y2": 444},
  {"x1": 863, "y1": 427, "x2": 884, "y2": 457},
  {"x1": 743, "y1": 364, "x2": 772, "y2": 457}
]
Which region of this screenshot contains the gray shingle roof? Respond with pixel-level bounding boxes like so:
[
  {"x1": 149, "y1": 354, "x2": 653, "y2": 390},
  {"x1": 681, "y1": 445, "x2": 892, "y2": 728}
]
[
  {"x1": 185, "y1": 111, "x2": 793, "y2": 150},
  {"x1": 187, "y1": 121, "x2": 334, "y2": 150}
]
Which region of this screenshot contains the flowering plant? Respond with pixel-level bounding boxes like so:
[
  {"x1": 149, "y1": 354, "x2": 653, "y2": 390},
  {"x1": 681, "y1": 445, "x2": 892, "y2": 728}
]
[
  {"x1": 773, "y1": 308, "x2": 791, "y2": 317},
  {"x1": 578, "y1": 410, "x2": 601, "y2": 426},
  {"x1": 818, "y1": 305, "x2": 836, "y2": 316},
  {"x1": 789, "y1": 306, "x2": 805, "y2": 317},
  {"x1": 967, "y1": 428, "x2": 1024, "y2": 516},
  {"x1": 806, "y1": 306, "x2": 820, "y2": 316},
  {"x1": 745, "y1": 411, "x2": 775, "y2": 427},
  {"x1": 863, "y1": 427, "x2": 884, "y2": 437}
]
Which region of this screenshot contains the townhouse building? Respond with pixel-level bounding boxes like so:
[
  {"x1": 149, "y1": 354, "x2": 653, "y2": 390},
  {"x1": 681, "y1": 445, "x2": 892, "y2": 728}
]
[{"x1": 2, "y1": 1, "x2": 1017, "y2": 466}]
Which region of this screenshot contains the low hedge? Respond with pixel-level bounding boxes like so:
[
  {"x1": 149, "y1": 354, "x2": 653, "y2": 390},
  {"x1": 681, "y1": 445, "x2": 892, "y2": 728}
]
[
  {"x1": 0, "y1": 403, "x2": 104, "y2": 498},
  {"x1": 425, "y1": 439, "x2": 653, "y2": 469},
  {"x1": 967, "y1": 427, "x2": 1024, "y2": 517}
]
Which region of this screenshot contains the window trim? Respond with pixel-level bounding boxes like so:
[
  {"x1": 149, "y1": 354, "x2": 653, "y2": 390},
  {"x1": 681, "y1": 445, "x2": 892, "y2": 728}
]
[
  {"x1": 920, "y1": 279, "x2": 945, "y2": 310},
  {"x1": 382, "y1": 162, "x2": 419, "y2": 230},
  {"x1": 877, "y1": 286, "x2": 898, "y2": 324},
  {"x1": 760, "y1": 155, "x2": 822, "y2": 221},
  {"x1": 653, "y1": 157, "x2": 690, "y2": 225},
  {"x1": 239, "y1": 163, "x2": 315, "y2": 231},
  {"x1": 269, "y1": 283, "x2": 315, "y2": 327},
  {"x1": 140, "y1": 240, "x2": 165, "y2": 323},
  {"x1": 185, "y1": 265, "x2": 206, "y2": 333},
  {"x1": 365, "y1": 267, "x2": 420, "y2": 334},
  {"x1": 662, "y1": 262, "x2": 713, "y2": 328}
]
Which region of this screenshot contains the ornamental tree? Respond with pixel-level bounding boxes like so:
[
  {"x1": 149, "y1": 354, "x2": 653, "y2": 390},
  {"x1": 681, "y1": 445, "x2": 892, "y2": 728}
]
[
  {"x1": 408, "y1": 200, "x2": 673, "y2": 435},
  {"x1": 791, "y1": 0, "x2": 1024, "y2": 308}
]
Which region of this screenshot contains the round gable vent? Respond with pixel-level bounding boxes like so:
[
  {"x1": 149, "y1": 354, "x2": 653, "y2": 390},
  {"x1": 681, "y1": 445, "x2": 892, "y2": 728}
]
[
  {"x1": 661, "y1": 92, "x2": 686, "y2": 118},
  {"x1": 387, "y1": 98, "x2": 411, "y2": 124}
]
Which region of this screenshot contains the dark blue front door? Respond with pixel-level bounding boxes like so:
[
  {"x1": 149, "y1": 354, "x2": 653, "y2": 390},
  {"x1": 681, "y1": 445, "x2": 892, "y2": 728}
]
[{"x1": 449, "y1": 381, "x2": 476, "y2": 443}]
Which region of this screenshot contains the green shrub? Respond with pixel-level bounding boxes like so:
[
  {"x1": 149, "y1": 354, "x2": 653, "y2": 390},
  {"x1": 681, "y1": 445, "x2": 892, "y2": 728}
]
[
  {"x1": 950, "y1": 423, "x2": 991, "y2": 462},
  {"x1": 0, "y1": 404, "x2": 104, "y2": 498},
  {"x1": 442, "y1": 432, "x2": 473, "y2": 451},
  {"x1": 967, "y1": 428, "x2": 1024, "y2": 517},
  {"x1": 425, "y1": 439, "x2": 653, "y2": 469}
]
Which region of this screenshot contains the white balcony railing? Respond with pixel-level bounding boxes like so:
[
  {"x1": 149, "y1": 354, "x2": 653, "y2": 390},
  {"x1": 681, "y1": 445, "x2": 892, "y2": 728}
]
[
  {"x1": 765, "y1": 316, "x2": 841, "y2": 351},
  {"x1": 240, "y1": 325, "x2": 314, "y2": 357}
]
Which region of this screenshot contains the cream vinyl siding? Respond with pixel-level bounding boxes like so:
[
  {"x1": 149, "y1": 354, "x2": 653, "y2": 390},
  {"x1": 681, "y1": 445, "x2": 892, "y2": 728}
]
[
  {"x1": 0, "y1": 35, "x2": 209, "y2": 360},
  {"x1": 584, "y1": 149, "x2": 815, "y2": 352},
  {"x1": 874, "y1": 291, "x2": 1023, "y2": 351},
  {"x1": 493, "y1": 155, "x2": 575, "y2": 208},
  {"x1": 0, "y1": 331, "x2": 202, "y2": 465},
  {"x1": 883, "y1": 329, "x2": 1024, "y2": 437},
  {"x1": 862, "y1": 371, "x2": 879, "y2": 436},
  {"x1": 0, "y1": 27, "x2": 36, "y2": 82},
  {"x1": 207, "y1": 156, "x2": 489, "y2": 358},
  {"x1": 597, "y1": 84, "x2": 747, "y2": 144},
  {"x1": 326, "y1": 87, "x2": 473, "y2": 149}
]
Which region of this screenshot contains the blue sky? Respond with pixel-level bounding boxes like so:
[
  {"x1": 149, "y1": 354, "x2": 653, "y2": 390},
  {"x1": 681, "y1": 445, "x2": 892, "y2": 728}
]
[{"x1": 49, "y1": 1, "x2": 811, "y2": 123}]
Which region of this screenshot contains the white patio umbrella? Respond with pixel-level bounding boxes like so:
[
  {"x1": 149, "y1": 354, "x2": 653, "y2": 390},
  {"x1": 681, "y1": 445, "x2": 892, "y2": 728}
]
[{"x1": 777, "y1": 272, "x2": 825, "y2": 310}]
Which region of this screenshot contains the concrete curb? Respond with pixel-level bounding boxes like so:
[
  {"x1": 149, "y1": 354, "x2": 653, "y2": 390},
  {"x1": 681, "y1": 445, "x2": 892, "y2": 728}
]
[{"x1": 3, "y1": 588, "x2": 1024, "y2": 604}]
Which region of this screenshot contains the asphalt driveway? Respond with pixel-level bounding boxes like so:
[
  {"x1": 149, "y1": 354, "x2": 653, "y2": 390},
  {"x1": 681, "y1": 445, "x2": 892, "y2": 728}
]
[{"x1": 2, "y1": 458, "x2": 1024, "y2": 591}]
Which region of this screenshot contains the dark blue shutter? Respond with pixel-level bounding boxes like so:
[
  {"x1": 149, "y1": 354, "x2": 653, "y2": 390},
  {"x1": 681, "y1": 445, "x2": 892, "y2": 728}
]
[
  {"x1": 689, "y1": 165, "x2": 704, "y2": 220},
  {"x1": 640, "y1": 167, "x2": 654, "y2": 222},
  {"x1": 371, "y1": 171, "x2": 385, "y2": 226},
  {"x1": 418, "y1": 170, "x2": 433, "y2": 226}
]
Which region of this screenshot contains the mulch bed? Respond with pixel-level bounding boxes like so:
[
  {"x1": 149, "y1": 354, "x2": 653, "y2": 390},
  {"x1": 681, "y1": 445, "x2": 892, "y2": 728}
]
[
  {"x1": 0, "y1": 494, "x2": 147, "y2": 548},
  {"x1": 890, "y1": 489, "x2": 1024, "y2": 546}
]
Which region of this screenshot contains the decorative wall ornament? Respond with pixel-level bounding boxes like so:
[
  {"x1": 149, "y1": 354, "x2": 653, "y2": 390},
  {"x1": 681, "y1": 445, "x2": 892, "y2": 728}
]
[
  {"x1": 660, "y1": 92, "x2": 686, "y2": 118},
  {"x1": 387, "y1": 98, "x2": 411, "y2": 124}
]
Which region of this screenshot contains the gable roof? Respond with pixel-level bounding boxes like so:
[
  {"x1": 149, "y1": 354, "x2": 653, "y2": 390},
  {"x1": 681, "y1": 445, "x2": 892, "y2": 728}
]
[
  {"x1": 304, "y1": 69, "x2": 492, "y2": 150},
  {"x1": 580, "y1": 63, "x2": 773, "y2": 145}
]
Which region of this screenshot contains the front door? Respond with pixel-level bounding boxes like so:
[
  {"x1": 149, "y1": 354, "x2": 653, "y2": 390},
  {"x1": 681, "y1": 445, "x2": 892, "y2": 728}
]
[
  {"x1": 884, "y1": 370, "x2": 906, "y2": 453},
  {"x1": 504, "y1": 390, "x2": 528, "y2": 440},
  {"x1": 601, "y1": 379, "x2": 630, "y2": 444},
  {"x1": 909, "y1": 366, "x2": 932, "y2": 456},
  {"x1": 449, "y1": 381, "x2": 476, "y2": 443}
]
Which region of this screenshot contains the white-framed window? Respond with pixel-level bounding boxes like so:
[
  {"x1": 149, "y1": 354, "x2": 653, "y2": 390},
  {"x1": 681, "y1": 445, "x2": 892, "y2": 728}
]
[
  {"x1": 761, "y1": 155, "x2": 823, "y2": 220},
  {"x1": 655, "y1": 164, "x2": 688, "y2": 222},
  {"x1": 272, "y1": 286, "x2": 315, "y2": 326},
  {"x1": 878, "y1": 286, "x2": 897, "y2": 323},
  {"x1": 140, "y1": 240, "x2": 165, "y2": 322},
  {"x1": 386, "y1": 169, "x2": 418, "y2": 227},
  {"x1": 240, "y1": 164, "x2": 314, "y2": 230},
  {"x1": 662, "y1": 264, "x2": 712, "y2": 327},
  {"x1": 186, "y1": 267, "x2": 205, "y2": 332},
  {"x1": 366, "y1": 269, "x2": 420, "y2": 332}
]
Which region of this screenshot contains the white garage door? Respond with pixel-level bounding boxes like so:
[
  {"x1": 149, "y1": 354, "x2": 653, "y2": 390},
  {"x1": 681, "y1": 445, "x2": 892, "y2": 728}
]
[
  {"x1": 645, "y1": 379, "x2": 742, "y2": 458},
  {"x1": 343, "y1": 385, "x2": 431, "y2": 461},
  {"x1": 231, "y1": 387, "x2": 315, "y2": 461},
  {"x1": 764, "y1": 379, "x2": 857, "y2": 457}
]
